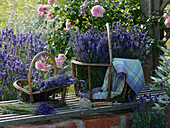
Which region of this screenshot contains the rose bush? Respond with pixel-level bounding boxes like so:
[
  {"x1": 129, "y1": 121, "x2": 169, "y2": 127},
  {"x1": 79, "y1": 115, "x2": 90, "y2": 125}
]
[{"x1": 35, "y1": 0, "x2": 143, "y2": 59}]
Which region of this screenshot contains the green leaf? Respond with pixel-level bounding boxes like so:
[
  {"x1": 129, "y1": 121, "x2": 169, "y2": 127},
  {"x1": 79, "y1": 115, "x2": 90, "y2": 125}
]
[
  {"x1": 151, "y1": 76, "x2": 161, "y2": 82},
  {"x1": 159, "y1": 61, "x2": 166, "y2": 67},
  {"x1": 155, "y1": 103, "x2": 160, "y2": 107},
  {"x1": 157, "y1": 66, "x2": 168, "y2": 74},
  {"x1": 54, "y1": 7, "x2": 60, "y2": 12},
  {"x1": 158, "y1": 99, "x2": 168, "y2": 104},
  {"x1": 152, "y1": 106, "x2": 163, "y2": 110},
  {"x1": 159, "y1": 95, "x2": 169, "y2": 99},
  {"x1": 155, "y1": 72, "x2": 166, "y2": 79},
  {"x1": 160, "y1": 55, "x2": 168, "y2": 63},
  {"x1": 71, "y1": 11, "x2": 76, "y2": 15},
  {"x1": 159, "y1": 46, "x2": 170, "y2": 54}
]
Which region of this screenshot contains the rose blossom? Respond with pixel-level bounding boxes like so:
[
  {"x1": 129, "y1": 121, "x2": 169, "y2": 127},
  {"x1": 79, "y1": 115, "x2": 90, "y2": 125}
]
[
  {"x1": 163, "y1": 13, "x2": 167, "y2": 18},
  {"x1": 82, "y1": 10, "x2": 85, "y2": 16},
  {"x1": 55, "y1": 58, "x2": 64, "y2": 68},
  {"x1": 58, "y1": 54, "x2": 67, "y2": 62},
  {"x1": 48, "y1": 0, "x2": 54, "y2": 5},
  {"x1": 35, "y1": 60, "x2": 44, "y2": 70},
  {"x1": 38, "y1": 4, "x2": 43, "y2": 12},
  {"x1": 38, "y1": 12, "x2": 45, "y2": 18},
  {"x1": 42, "y1": 65, "x2": 51, "y2": 71},
  {"x1": 55, "y1": 54, "x2": 67, "y2": 68},
  {"x1": 165, "y1": 18, "x2": 170, "y2": 28},
  {"x1": 42, "y1": 5, "x2": 49, "y2": 12},
  {"x1": 163, "y1": 37, "x2": 167, "y2": 42},
  {"x1": 63, "y1": 28, "x2": 67, "y2": 31},
  {"x1": 38, "y1": 5, "x2": 49, "y2": 13},
  {"x1": 91, "y1": 5, "x2": 105, "y2": 17},
  {"x1": 47, "y1": 12, "x2": 53, "y2": 19},
  {"x1": 66, "y1": 22, "x2": 72, "y2": 29},
  {"x1": 83, "y1": 4, "x2": 87, "y2": 8}
]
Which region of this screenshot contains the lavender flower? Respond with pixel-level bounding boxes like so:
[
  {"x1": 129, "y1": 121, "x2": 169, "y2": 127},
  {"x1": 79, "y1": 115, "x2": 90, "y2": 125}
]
[
  {"x1": 34, "y1": 102, "x2": 57, "y2": 115},
  {"x1": 0, "y1": 27, "x2": 48, "y2": 101},
  {"x1": 38, "y1": 74, "x2": 77, "y2": 92},
  {"x1": 70, "y1": 22, "x2": 150, "y2": 63},
  {"x1": 129, "y1": 94, "x2": 167, "y2": 128}
]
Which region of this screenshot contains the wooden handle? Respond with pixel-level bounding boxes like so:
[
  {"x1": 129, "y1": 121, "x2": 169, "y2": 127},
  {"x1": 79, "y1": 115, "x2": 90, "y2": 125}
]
[
  {"x1": 28, "y1": 51, "x2": 57, "y2": 103},
  {"x1": 106, "y1": 23, "x2": 112, "y2": 65},
  {"x1": 106, "y1": 23, "x2": 113, "y2": 100}
]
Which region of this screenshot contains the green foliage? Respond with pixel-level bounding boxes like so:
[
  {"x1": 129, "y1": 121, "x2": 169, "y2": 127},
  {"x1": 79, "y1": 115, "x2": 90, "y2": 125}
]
[
  {"x1": 36, "y1": 0, "x2": 143, "y2": 59},
  {"x1": 151, "y1": 46, "x2": 170, "y2": 110},
  {"x1": 151, "y1": 46, "x2": 170, "y2": 90}
]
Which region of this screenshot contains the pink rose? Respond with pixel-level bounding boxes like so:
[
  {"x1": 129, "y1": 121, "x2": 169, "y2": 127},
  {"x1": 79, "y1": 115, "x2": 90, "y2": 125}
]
[
  {"x1": 38, "y1": 4, "x2": 43, "y2": 12},
  {"x1": 82, "y1": 10, "x2": 85, "y2": 16},
  {"x1": 47, "y1": 12, "x2": 52, "y2": 17},
  {"x1": 91, "y1": 5, "x2": 105, "y2": 17},
  {"x1": 63, "y1": 28, "x2": 67, "y2": 31},
  {"x1": 55, "y1": 58, "x2": 64, "y2": 68},
  {"x1": 47, "y1": 12, "x2": 53, "y2": 19},
  {"x1": 42, "y1": 65, "x2": 51, "y2": 71},
  {"x1": 163, "y1": 13, "x2": 167, "y2": 18},
  {"x1": 66, "y1": 22, "x2": 72, "y2": 29},
  {"x1": 49, "y1": 16, "x2": 53, "y2": 19},
  {"x1": 48, "y1": 0, "x2": 54, "y2": 5},
  {"x1": 38, "y1": 12, "x2": 45, "y2": 18},
  {"x1": 83, "y1": 4, "x2": 87, "y2": 8},
  {"x1": 58, "y1": 54, "x2": 67, "y2": 62},
  {"x1": 35, "y1": 60, "x2": 44, "y2": 70},
  {"x1": 165, "y1": 18, "x2": 170, "y2": 28},
  {"x1": 38, "y1": 5, "x2": 49, "y2": 13},
  {"x1": 42, "y1": 5, "x2": 49, "y2": 13},
  {"x1": 42, "y1": 26, "x2": 45, "y2": 28},
  {"x1": 163, "y1": 37, "x2": 167, "y2": 42}
]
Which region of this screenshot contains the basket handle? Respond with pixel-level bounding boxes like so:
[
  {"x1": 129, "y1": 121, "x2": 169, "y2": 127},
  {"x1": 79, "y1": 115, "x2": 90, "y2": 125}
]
[
  {"x1": 28, "y1": 51, "x2": 57, "y2": 103},
  {"x1": 106, "y1": 23, "x2": 112, "y2": 65},
  {"x1": 106, "y1": 23, "x2": 112, "y2": 100}
]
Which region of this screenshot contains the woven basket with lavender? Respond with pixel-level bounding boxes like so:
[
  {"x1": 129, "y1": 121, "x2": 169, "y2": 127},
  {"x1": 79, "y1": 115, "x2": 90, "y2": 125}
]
[{"x1": 13, "y1": 51, "x2": 77, "y2": 105}]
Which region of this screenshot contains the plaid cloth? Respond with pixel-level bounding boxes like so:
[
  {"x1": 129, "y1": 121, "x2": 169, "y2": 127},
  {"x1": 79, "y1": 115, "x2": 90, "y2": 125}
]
[{"x1": 113, "y1": 58, "x2": 145, "y2": 95}]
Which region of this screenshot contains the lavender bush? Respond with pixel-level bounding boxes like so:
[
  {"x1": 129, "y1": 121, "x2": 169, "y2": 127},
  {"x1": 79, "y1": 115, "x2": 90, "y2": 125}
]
[
  {"x1": 70, "y1": 22, "x2": 150, "y2": 63},
  {"x1": 129, "y1": 94, "x2": 167, "y2": 128},
  {"x1": 0, "y1": 27, "x2": 47, "y2": 101}
]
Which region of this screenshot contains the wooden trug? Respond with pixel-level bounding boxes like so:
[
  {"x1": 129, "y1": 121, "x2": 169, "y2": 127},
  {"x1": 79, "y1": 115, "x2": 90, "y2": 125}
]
[
  {"x1": 13, "y1": 51, "x2": 68, "y2": 105},
  {"x1": 72, "y1": 23, "x2": 128, "y2": 102}
]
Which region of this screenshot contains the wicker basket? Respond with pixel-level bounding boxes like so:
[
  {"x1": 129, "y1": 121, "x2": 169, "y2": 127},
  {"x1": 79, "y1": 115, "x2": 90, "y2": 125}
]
[
  {"x1": 72, "y1": 23, "x2": 134, "y2": 102},
  {"x1": 13, "y1": 51, "x2": 68, "y2": 105}
]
